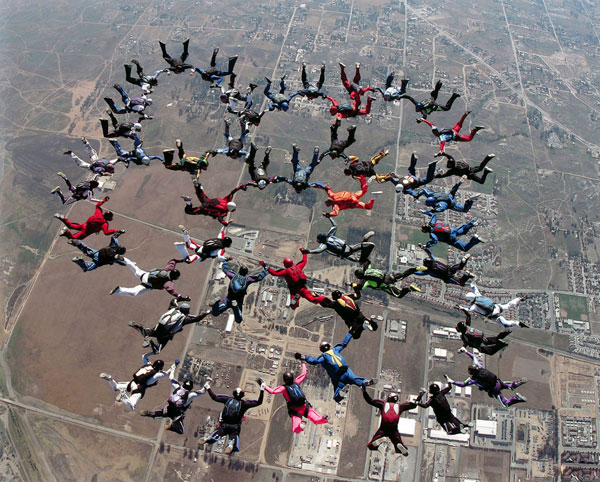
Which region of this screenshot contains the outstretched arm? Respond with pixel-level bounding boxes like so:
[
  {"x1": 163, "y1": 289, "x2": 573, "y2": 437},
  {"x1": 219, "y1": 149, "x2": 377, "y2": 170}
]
[
  {"x1": 326, "y1": 215, "x2": 337, "y2": 236},
  {"x1": 295, "y1": 362, "x2": 308, "y2": 384},
  {"x1": 335, "y1": 333, "x2": 353, "y2": 352},
  {"x1": 362, "y1": 388, "x2": 383, "y2": 409}
]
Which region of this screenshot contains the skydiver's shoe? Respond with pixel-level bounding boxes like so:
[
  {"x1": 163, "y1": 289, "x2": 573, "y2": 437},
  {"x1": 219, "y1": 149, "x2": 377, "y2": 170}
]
[
  {"x1": 518, "y1": 321, "x2": 529, "y2": 328},
  {"x1": 280, "y1": 74, "x2": 286, "y2": 81},
  {"x1": 457, "y1": 347, "x2": 467, "y2": 354},
  {"x1": 59, "y1": 227, "x2": 68, "y2": 237},
  {"x1": 397, "y1": 443, "x2": 409, "y2": 456},
  {"x1": 375, "y1": 173, "x2": 392, "y2": 183},
  {"x1": 474, "y1": 126, "x2": 485, "y2": 131},
  {"x1": 67, "y1": 239, "x2": 79, "y2": 246},
  {"x1": 473, "y1": 234, "x2": 485, "y2": 243},
  {"x1": 265, "y1": 145, "x2": 272, "y2": 155},
  {"x1": 416, "y1": 118, "x2": 424, "y2": 123},
  {"x1": 511, "y1": 378, "x2": 528, "y2": 389},
  {"x1": 181, "y1": 195, "x2": 192, "y2": 202},
  {"x1": 109, "y1": 286, "x2": 119, "y2": 295},
  {"x1": 409, "y1": 284, "x2": 421, "y2": 293},
  {"x1": 57, "y1": 171, "x2": 67, "y2": 179},
  {"x1": 164, "y1": 422, "x2": 172, "y2": 430},
  {"x1": 175, "y1": 139, "x2": 182, "y2": 148},
  {"x1": 513, "y1": 393, "x2": 527, "y2": 403},
  {"x1": 348, "y1": 125, "x2": 357, "y2": 132},
  {"x1": 71, "y1": 256, "x2": 83, "y2": 263},
  {"x1": 50, "y1": 186, "x2": 61, "y2": 194},
  {"x1": 292, "y1": 143, "x2": 298, "y2": 152},
  {"x1": 113, "y1": 83, "x2": 122, "y2": 91},
  {"x1": 339, "y1": 62, "x2": 346, "y2": 69},
  {"x1": 99, "y1": 373, "x2": 112, "y2": 381},
  {"x1": 468, "y1": 194, "x2": 481, "y2": 202},
  {"x1": 264, "y1": 77, "x2": 271, "y2": 84},
  {"x1": 462, "y1": 253, "x2": 471, "y2": 263},
  {"x1": 224, "y1": 118, "x2": 231, "y2": 126},
  {"x1": 249, "y1": 83, "x2": 257, "y2": 90},
  {"x1": 314, "y1": 146, "x2": 319, "y2": 154},
  {"x1": 224, "y1": 440, "x2": 236, "y2": 455},
  {"x1": 367, "y1": 96, "x2": 376, "y2": 102},
  {"x1": 63, "y1": 150, "x2": 72, "y2": 155},
  {"x1": 484, "y1": 167, "x2": 494, "y2": 174},
  {"x1": 179, "y1": 224, "x2": 188, "y2": 235},
  {"x1": 139, "y1": 410, "x2": 152, "y2": 417},
  {"x1": 362, "y1": 230, "x2": 375, "y2": 242}
]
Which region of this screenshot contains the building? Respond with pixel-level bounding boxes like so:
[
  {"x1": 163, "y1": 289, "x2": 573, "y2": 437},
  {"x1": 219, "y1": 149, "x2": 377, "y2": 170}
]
[{"x1": 475, "y1": 419, "x2": 497, "y2": 437}]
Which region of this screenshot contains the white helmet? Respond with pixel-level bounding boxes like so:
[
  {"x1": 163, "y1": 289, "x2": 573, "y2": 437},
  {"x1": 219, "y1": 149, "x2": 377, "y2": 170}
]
[
  {"x1": 465, "y1": 292, "x2": 476, "y2": 301},
  {"x1": 142, "y1": 156, "x2": 150, "y2": 165},
  {"x1": 394, "y1": 184, "x2": 403, "y2": 193},
  {"x1": 226, "y1": 201, "x2": 237, "y2": 212},
  {"x1": 133, "y1": 123, "x2": 142, "y2": 131},
  {"x1": 146, "y1": 98, "x2": 153, "y2": 105}
]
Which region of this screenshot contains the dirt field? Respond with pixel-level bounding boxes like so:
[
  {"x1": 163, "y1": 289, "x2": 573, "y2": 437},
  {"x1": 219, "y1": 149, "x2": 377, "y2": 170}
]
[{"x1": 458, "y1": 447, "x2": 511, "y2": 482}]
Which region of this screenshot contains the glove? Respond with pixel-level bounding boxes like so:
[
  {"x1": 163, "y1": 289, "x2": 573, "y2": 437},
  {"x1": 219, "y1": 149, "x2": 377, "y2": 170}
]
[
  {"x1": 256, "y1": 378, "x2": 264, "y2": 387},
  {"x1": 203, "y1": 377, "x2": 213, "y2": 390},
  {"x1": 185, "y1": 257, "x2": 193, "y2": 264},
  {"x1": 294, "y1": 352, "x2": 303, "y2": 360},
  {"x1": 259, "y1": 260, "x2": 265, "y2": 266},
  {"x1": 103, "y1": 196, "x2": 110, "y2": 202},
  {"x1": 444, "y1": 374, "x2": 454, "y2": 384},
  {"x1": 300, "y1": 248, "x2": 308, "y2": 254},
  {"x1": 177, "y1": 295, "x2": 191, "y2": 302}
]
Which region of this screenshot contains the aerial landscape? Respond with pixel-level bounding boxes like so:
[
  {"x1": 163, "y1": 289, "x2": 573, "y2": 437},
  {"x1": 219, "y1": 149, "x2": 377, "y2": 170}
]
[{"x1": 1, "y1": 0, "x2": 600, "y2": 481}]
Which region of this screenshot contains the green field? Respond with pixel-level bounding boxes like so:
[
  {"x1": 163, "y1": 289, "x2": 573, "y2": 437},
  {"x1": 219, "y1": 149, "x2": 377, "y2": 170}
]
[{"x1": 558, "y1": 293, "x2": 589, "y2": 320}]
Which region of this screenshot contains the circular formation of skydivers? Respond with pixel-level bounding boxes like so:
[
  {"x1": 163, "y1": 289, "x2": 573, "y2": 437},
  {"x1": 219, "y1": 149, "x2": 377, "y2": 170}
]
[{"x1": 55, "y1": 39, "x2": 530, "y2": 457}]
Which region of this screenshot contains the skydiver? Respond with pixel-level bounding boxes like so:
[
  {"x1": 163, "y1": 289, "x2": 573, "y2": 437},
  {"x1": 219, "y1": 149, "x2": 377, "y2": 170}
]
[
  {"x1": 339, "y1": 62, "x2": 374, "y2": 105},
  {"x1": 362, "y1": 387, "x2": 416, "y2": 455},
  {"x1": 162, "y1": 139, "x2": 209, "y2": 176},
  {"x1": 109, "y1": 257, "x2": 190, "y2": 300},
  {"x1": 174, "y1": 225, "x2": 232, "y2": 263},
  {"x1": 63, "y1": 137, "x2": 118, "y2": 176},
  {"x1": 214, "y1": 72, "x2": 257, "y2": 105},
  {"x1": 104, "y1": 84, "x2": 153, "y2": 120},
  {"x1": 317, "y1": 175, "x2": 374, "y2": 218},
  {"x1": 245, "y1": 143, "x2": 274, "y2": 190},
  {"x1": 192, "y1": 47, "x2": 238, "y2": 83},
  {"x1": 140, "y1": 378, "x2": 203, "y2": 434},
  {"x1": 54, "y1": 197, "x2": 123, "y2": 240},
  {"x1": 447, "y1": 348, "x2": 528, "y2": 407},
  {"x1": 296, "y1": 335, "x2": 376, "y2": 403},
  {"x1": 343, "y1": 149, "x2": 389, "y2": 179},
  {"x1": 99, "y1": 355, "x2": 177, "y2": 411},
  {"x1": 109, "y1": 135, "x2": 163, "y2": 167},
  {"x1": 458, "y1": 282, "x2": 529, "y2": 328},
  {"x1": 50, "y1": 173, "x2": 101, "y2": 205},
  {"x1": 159, "y1": 38, "x2": 194, "y2": 74},
  {"x1": 129, "y1": 299, "x2": 211, "y2": 354},
  {"x1": 302, "y1": 215, "x2": 375, "y2": 264},
  {"x1": 99, "y1": 110, "x2": 142, "y2": 139},
  {"x1": 320, "y1": 289, "x2": 376, "y2": 339},
  {"x1": 264, "y1": 75, "x2": 294, "y2": 112},
  {"x1": 374, "y1": 72, "x2": 409, "y2": 102},
  {"x1": 398, "y1": 247, "x2": 474, "y2": 286},
  {"x1": 69, "y1": 235, "x2": 126, "y2": 272},
  {"x1": 417, "y1": 111, "x2": 484, "y2": 155},
  {"x1": 353, "y1": 263, "x2": 421, "y2": 299},
  {"x1": 420, "y1": 213, "x2": 483, "y2": 252},
  {"x1": 209, "y1": 118, "x2": 250, "y2": 160},
  {"x1": 267, "y1": 250, "x2": 326, "y2": 310},
  {"x1": 124, "y1": 59, "x2": 165, "y2": 94},
  {"x1": 290, "y1": 63, "x2": 326, "y2": 100},
  {"x1": 375, "y1": 152, "x2": 436, "y2": 197},
  {"x1": 319, "y1": 119, "x2": 357, "y2": 163},
  {"x1": 181, "y1": 178, "x2": 243, "y2": 226},
  {"x1": 272, "y1": 144, "x2": 323, "y2": 194},
  {"x1": 200, "y1": 378, "x2": 265, "y2": 454},
  {"x1": 455, "y1": 320, "x2": 511, "y2": 356},
  {"x1": 264, "y1": 363, "x2": 328, "y2": 434},
  {"x1": 326, "y1": 94, "x2": 375, "y2": 119},
  {"x1": 211, "y1": 259, "x2": 268, "y2": 324},
  {"x1": 404, "y1": 80, "x2": 460, "y2": 119},
  {"x1": 416, "y1": 383, "x2": 470, "y2": 435},
  {"x1": 434, "y1": 153, "x2": 495, "y2": 184},
  {"x1": 416, "y1": 177, "x2": 480, "y2": 214}
]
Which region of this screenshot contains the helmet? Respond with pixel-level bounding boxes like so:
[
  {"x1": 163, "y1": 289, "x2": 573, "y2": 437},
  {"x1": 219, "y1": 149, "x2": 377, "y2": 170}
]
[
  {"x1": 386, "y1": 392, "x2": 399, "y2": 403},
  {"x1": 329, "y1": 106, "x2": 337, "y2": 115},
  {"x1": 415, "y1": 103, "x2": 423, "y2": 111},
  {"x1": 354, "y1": 268, "x2": 364, "y2": 278},
  {"x1": 325, "y1": 199, "x2": 334, "y2": 206},
  {"x1": 423, "y1": 258, "x2": 432, "y2": 267},
  {"x1": 316, "y1": 233, "x2": 327, "y2": 243},
  {"x1": 401, "y1": 176, "x2": 414, "y2": 186},
  {"x1": 116, "y1": 246, "x2": 126, "y2": 255},
  {"x1": 282, "y1": 372, "x2": 294, "y2": 385},
  {"x1": 343, "y1": 168, "x2": 352, "y2": 176},
  {"x1": 179, "y1": 302, "x2": 191, "y2": 314},
  {"x1": 383, "y1": 93, "x2": 392, "y2": 101},
  {"x1": 183, "y1": 379, "x2": 194, "y2": 390},
  {"x1": 233, "y1": 387, "x2": 245, "y2": 400},
  {"x1": 220, "y1": 94, "x2": 228, "y2": 103},
  {"x1": 425, "y1": 197, "x2": 435, "y2": 206},
  {"x1": 152, "y1": 360, "x2": 165, "y2": 370},
  {"x1": 222, "y1": 237, "x2": 233, "y2": 247},
  {"x1": 421, "y1": 224, "x2": 430, "y2": 233},
  {"x1": 281, "y1": 102, "x2": 289, "y2": 112},
  {"x1": 429, "y1": 383, "x2": 440, "y2": 394},
  {"x1": 467, "y1": 365, "x2": 479, "y2": 375},
  {"x1": 170, "y1": 269, "x2": 181, "y2": 280},
  {"x1": 239, "y1": 265, "x2": 248, "y2": 276},
  {"x1": 199, "y1": 158, "x2": 209, "y2": 170},
  {"x1": 348, "y1": 155, "x2": 359, "y2": 162},
  {"x1": 331, "y1": 290, "x2": 342, "y2": 300},
  {"x1": 465, "y1": 292, "x2": 476, "y2": 301},
  {"x1": 456, "y1": 322, "x2": 466, "y2": 333},
  {"x1": 330, "y1": 150, "x2": 339, "y2": 158},
  {"x1": 283, "y1": 258, "x2": 294, "y2": 268},
  {"x1": 226, "y1": 201, "x2": 237, "y2": 212},
  {"x1": 142, "y1": 155, "x2": 150, "y2": 165},
  {"x1": 257, "y1": 179, "x2": 267, "y2": 189},
  {"x1": 104, "y1": 211, "x2": 114, "y2": 221},
  {"x1": 89, "y1": 180, "x2": 99, "y2": 189},
  {"x1": 319, "y1": 341, "x2": 331, "y2": 353},
  {"x1": 394, "y1": 184, "x2": 403, "y2": 193},
  {"x1": 146, "y1": 98, "x2": 153, "y2": 105},
  {"x1": 133, "y1": 123, "x2": 142, "y2": 131}
]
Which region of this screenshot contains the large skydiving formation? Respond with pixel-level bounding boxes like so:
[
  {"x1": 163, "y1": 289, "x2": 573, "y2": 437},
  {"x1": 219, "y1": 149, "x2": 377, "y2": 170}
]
[{"x1": 52, "y1": 35, "x2": 529, "y2": 459}]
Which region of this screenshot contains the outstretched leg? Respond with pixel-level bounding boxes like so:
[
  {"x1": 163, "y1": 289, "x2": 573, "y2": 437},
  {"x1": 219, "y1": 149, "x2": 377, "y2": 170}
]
[
  {"x1": 430, "y1": 80, "x2": 443, "y2": 101},
  {"x1": 159, "y1": 41, "x2": 172, "y2": 61},
  {"x1": 452, "y1": 111, "x2": 470, "y2": 135},
  {"x1": 210, "y1": 48, "x2": 218, "y2": 67},
  {"x1": 180, "y1": 38, "x2": 190, "y2": 62},
  {"x1": 317, "y1": 64, "x2": 325, "y2": 89}
]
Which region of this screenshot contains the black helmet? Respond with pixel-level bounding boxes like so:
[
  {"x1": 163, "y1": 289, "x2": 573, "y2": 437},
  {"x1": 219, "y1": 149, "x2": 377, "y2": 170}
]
[
  {"x1": 283, "y1": 372, "x2": 294, "y2": 385},
  {"x1": 233, "y1": 387, "x2": 245, "y2": 400},
  {"x1": 456, "y1": 322, "x2": 466, "y2": 333},
  {"x1": 331, "y1": 290, "x2": 342, "y2": 300},
  {"x1": 316, "y1": 233, "x2": 327, "y2": 243},
  {"x1": 429, "y1": 383, "x2": 440, "y2": 394},
  {"x1": 183, "y1": 379, "x2": 194, "y2": 390},
  {"x1": 104, "y1": 211, "x2": 114, "y2": 221},
  {"x1": 467, "y1": 365, "x2": 479, "y2": 375},
  {"x1": 170, "y1": 269, "x2": 181, "y2": 280},
  {"x1": 423, "y1": 258, "x2": 432, "y2": 267},
  {"x1": 421, "y1": 224, "x2": 431, "y2": 233},
  {"x1": 354, "y1": 268, "x2": 365, "y2": 278},
  {"x1": 222, "y1": 237, "x2": 233, "y2": 247},
  {"x1": 152, "y1": 360, "x2": 165, "y2": 370},
  {"x1": 319, "y1": 342, "x2": 331, "y2": 353},
  {"x1": 239, "y1": 265, "x2": 248, "y2": 276},
  {"x1": 179, "y1": 303, "x2": 191, "y2": 314},
  {"x1": 116, "y1": 246, "x2": 126, "y2": 255}
]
